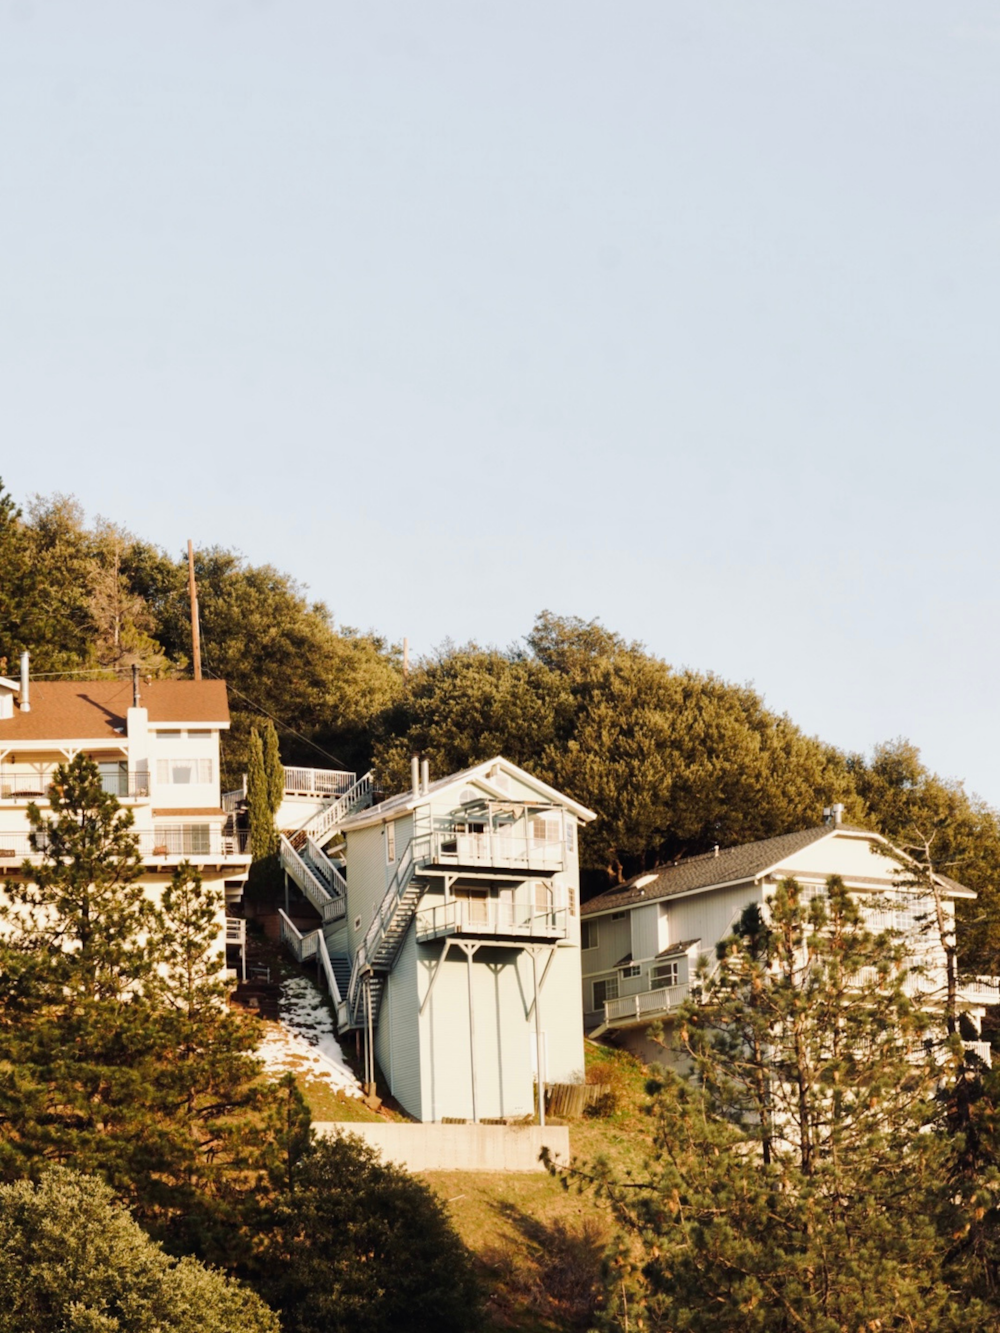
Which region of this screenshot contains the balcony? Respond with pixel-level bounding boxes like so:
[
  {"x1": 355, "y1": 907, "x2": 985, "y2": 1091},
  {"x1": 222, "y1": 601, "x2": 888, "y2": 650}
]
[
  {"x1": 0, "y1": 771, "x2": 150, "y2": 800},
  {"x1": 414, "y1": 897, "x2": 569, "y2": 943},
  {"x1": 0, "y1": 827, "x2": 250, "y2": 865},
  {"x1": 603, "y1": 983, "x2": 689, "y2": 1027},
  {"x1": 421, "y1": 829, "x2": 565, "y2": 875}
]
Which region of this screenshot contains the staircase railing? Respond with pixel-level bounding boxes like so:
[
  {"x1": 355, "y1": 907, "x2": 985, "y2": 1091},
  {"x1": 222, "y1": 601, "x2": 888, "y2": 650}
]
[
  {"x1": 280, "y1": 835, "x2": 346, "y2": 924},
  {"x1": 279, "y1": 909, "x2": 318, "y2": 962},
  {"x1": 305, "y1": 837, "x2": 349, "y2": 897},
  {"x1": 345, "y1": 845, "x2": 416, "y2": 1022},
  {"x1": 295, "y1": 771, "x2": 377, "y2": 844}
]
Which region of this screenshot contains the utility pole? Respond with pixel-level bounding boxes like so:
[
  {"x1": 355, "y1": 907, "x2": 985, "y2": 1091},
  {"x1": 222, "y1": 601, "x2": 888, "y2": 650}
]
[{"x1": 187, "y1": 540, "x2": 202, "y2": 681}]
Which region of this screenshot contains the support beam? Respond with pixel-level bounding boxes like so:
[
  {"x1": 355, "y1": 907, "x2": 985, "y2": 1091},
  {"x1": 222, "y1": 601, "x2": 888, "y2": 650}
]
[
  {"x1": 532, "y1": 948, "x2": 546, "y2": 1126},
  {"x1": 419, "y1": 938, "x2": 453, "y2": 1016},
  {"x1": 454, "y1": 941, "x2": 483, "y2": 1123}
]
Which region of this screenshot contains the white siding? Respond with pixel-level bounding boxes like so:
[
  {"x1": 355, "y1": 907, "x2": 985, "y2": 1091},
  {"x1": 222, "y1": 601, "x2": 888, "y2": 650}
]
[{"x1": 630, "y1": 903, "x2": 660, "y2": 962}]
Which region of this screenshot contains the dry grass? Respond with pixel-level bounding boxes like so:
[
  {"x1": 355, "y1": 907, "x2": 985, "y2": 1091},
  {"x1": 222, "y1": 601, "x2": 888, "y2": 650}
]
[{"x1": 421, "y1": 1041, "x2": 656, "y2": 1331}]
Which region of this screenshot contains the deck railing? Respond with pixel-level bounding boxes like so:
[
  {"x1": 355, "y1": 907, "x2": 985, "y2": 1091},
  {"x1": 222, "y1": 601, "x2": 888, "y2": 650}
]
[
  {"x1": 604, "y1": 984, "x2": 689, "y2": 1025},
  {"x1": 420, "y1": 829, "x2": 565, "y2": 873},
  {"x1": 1, "y1": 771, "x2": 150, "y2": 800},
  {"x1": 415, "y1": 898, "x2": 568, "y2": 942},
  {"x1": 279, "y1": 835, "x2": 346, "y2": 923},
  {"x1": 0, "y1": 828, "x2": 250, "y2": 862},
  {"x1": 283, "y1": 767, "x2": 357, "y2": 797}
]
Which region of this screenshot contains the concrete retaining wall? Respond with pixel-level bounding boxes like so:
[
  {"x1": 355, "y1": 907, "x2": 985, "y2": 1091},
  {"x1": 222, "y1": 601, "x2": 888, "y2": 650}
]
[{"x1": 313, "y1": 1121, "x2": 570, "y2": 1173}]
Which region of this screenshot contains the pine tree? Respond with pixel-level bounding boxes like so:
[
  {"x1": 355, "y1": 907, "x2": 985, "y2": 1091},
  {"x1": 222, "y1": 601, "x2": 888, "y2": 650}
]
[
  {"x1": 247, "y1": 729, "x2": 277, "y2": 861},
  {"x1": 0, "y1": 756, "x2": 167, "y2": 1186},
  {"x1": 579, "y1": 877, "x2": 990, "y2": 1331},
  {"x1": 262, "y1": 719, "x2": 284, "y2": 818}
]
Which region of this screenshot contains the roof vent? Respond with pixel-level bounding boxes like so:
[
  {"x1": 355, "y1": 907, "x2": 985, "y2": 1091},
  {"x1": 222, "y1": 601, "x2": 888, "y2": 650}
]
[{"x1": 823, "y1": 803, "x2": 845, "y2": 826}]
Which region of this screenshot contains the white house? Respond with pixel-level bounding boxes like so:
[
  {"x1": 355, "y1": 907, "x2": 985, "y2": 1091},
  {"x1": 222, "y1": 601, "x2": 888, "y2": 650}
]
[
  {"x1": 277, "y1": 756, "x2": 595, "y2": 1122},
  {"x1": 0, "y1": 655, "x2": 251, "y2": 968},
  {"x1": 580, "y1": 816, "x2": 1000, "y2": 1065}
]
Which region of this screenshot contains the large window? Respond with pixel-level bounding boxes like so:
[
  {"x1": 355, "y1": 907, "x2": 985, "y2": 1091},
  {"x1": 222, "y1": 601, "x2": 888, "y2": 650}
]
[
  {"x1": 581, "y1": 920, "x2": 598, "y2": 950},
  {"x1": 156, "y1": 824, "x2": 211, "y2": 855},
  {"x1": 651, "y1": 960, "x2": 679, "y2": 988},
  {"x1": 157, "y1": 758, "x2": 213, "y2": 785},
  {"x1": 593, "y1": 978, "x2": 618, "y2": 1009}
]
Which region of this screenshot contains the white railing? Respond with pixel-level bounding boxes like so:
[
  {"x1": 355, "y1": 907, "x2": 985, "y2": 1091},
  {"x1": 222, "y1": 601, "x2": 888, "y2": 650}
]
[
  {"x1": 0, "y1": 829, "x2": 250, "y2": 861},
  {"x1": 964, "y1": 1040, "x2": 993, "y2": 1067},
  {"x1": 345, "y1": 846, "x2": 416, "y2": 1022},
  {"x1": 279, "y1": 835, "x2": 346, "y2": 923},
  {"x1": 222, "y1": 787, "x2": 245, "y2": 813},
  {"x1": 297, "y1": 771, "x2": 376, "y2": 844},
  {"x1": 959, "y1": 978, "x2": 1000, "y2": 1005},
  {"x1": 604, "y1": 984, "x2": 689, "y2": 1024},
  {"x1": 279, "y1": 909, "x2": 318, "y2": 962},
  {"x1": 421, "y1": 829, "x2": 565, "y2": 873},
  {"x1": 415, "y1": 898, "x2": 568, "y2": 942},
  {"x1": 304, "y1": 837, "x2": 348, "y2": 897},
  {"x1": 225, "y1": 917, "x2": 246, "y2": 946},
  {"x1": 283, "y1": 767, "x2": 357, "y2": 798},
  {"x1": 316, "y1": 929, "x2": 344, "y2": 1008},
  {"x1": 1, "y1": 770, "x2": 151, "y2": 800}
]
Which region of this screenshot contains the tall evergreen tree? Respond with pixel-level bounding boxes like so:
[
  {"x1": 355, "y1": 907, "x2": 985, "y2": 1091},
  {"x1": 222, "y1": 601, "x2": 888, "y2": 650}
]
[
  {"x1": 247, "y1": 729, "x2": 277, "y2": 861},
  {"x1": 262, "y1": 719, "x2": 284, "y2": 818},
  {"x1": 577, "y1": 877, "x2": 987, "y2": 1331}
]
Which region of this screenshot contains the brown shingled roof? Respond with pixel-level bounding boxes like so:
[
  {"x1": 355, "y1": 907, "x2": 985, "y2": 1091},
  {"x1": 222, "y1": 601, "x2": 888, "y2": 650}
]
[{"x1": 0, "y1": 679, "x2": 230, "y2": 742}]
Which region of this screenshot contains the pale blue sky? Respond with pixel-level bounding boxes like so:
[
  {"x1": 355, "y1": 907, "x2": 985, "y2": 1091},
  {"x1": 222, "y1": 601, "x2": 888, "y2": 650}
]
[{"x1": 2, "y1": 2, "x2": 999, "y2": 803}]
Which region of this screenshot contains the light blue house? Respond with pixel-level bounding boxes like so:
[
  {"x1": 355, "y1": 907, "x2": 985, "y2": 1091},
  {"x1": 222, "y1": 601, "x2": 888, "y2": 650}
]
[{"x1": 278, "y1": 757, "x2": 595, "y2": 1123}]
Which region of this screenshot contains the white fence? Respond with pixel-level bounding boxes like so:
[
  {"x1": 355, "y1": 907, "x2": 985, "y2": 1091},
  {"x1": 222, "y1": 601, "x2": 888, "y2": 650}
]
[{"x1": 422, "y1": 829, "x2": 565, "y2": 873}]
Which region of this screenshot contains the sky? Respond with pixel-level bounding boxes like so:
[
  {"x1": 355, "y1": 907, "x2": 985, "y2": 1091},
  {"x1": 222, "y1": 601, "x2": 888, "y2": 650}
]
[{"x1": 2, "y1": 2, "x2": 999, "y2": 802}]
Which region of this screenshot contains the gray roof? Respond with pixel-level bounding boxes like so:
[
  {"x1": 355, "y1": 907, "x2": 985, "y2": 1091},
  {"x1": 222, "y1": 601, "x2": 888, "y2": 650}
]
[
  {"x1": 581, "y1": 823, "x2": 978, "y2": 917},
  {"x1": 656, "y1": 939, "x2": 702, "y2": 958},
  {"x1": 582, "y1": 826, "x2": 837, "y2": 917}
]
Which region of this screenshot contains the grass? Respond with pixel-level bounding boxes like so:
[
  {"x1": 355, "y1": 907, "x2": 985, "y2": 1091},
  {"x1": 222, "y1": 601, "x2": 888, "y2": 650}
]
[{"x1": 420, "y1": 1041, "x2": 656, "y2": 1332}]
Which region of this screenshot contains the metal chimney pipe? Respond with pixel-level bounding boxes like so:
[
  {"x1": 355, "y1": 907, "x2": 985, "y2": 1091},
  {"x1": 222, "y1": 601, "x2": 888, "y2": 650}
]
[
  {"x1": 411, "y1": 755, "x2": 421, "y2": 799},
  {"x1": 19, "y1": 652, "x2": 29, "y2": 712},
  {"x1": 132, "y1": 663, "x2": 141, "y2": 708},
  {"x1": 420, "y1": 758, "x2": 430, "y2": 796}
]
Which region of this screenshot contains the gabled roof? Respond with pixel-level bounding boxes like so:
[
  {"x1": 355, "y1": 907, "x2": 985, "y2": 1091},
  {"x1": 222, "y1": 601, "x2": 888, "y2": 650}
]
[
  {"x1": 339, "y1": 756, "x2": 596, "y2": 832},
  {"x1": 581, "y1": 824, "x2": 979, "y2": 917},
  {"x1": 0, "y1": 679, "x2": 231, "y2": 743}
]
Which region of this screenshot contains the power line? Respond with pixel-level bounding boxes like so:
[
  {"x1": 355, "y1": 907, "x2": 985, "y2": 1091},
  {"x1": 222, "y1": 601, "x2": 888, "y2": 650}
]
[{"x1": 200, "y1": 665, "x2": 351, "y2": 770}]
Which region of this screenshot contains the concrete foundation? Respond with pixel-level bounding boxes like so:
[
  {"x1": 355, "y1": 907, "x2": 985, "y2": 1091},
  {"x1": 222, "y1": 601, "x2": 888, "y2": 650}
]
[{"x1": 313, "y1": 1121, "x2": 570, "y2": 1173}]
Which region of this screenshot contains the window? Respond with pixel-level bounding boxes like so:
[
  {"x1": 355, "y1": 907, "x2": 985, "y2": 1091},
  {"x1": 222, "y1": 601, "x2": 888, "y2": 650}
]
[
  {"x1": 593, "y1": 978, "x2": 618, "y2": 1009},
  {"x1": 353, "y1": 916, "x2": 362, "y2": 931},
  {"x1": 610, "y1": 910, "x2": 626, "y2": 921},
  {"x1": 385, "y1": 821, "x2": 396, "y2": 864},
  {"x1": 651, "y1": 960, "x2": 679, "y2": 988},
  {"x1": 157, "y1": 758, "x2": 212, "y2": 785},
  {"x1": 158, "y1": 729, "x2": 182, "y2": 739},
  {"x1": 157, "y1": 824, "x2": 211, "y2": 855},
  {"x1": 530, "y1": 813, "x2": 559, "y2": 844},
  {"x1": 581, "y1": 920, "x2": 599, "y2": 950},
  {"x1": 187, "y1": 729, "x2": 212, "y2": 738},
  {"x1": 534, "y1": 882, "x2": 554, "y2": 911},
  {"x1": 621, "y1": 964, "x2": 641, "y2": 979},
  {"x1": 565, "y1": 819, "x2": 575, "y2": 853}
]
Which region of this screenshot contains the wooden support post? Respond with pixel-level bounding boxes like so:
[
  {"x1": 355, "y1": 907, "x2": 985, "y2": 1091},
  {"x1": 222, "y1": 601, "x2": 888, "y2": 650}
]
[{"x1": 532, "y1": 947, "x2": 546, "y2": 1127}]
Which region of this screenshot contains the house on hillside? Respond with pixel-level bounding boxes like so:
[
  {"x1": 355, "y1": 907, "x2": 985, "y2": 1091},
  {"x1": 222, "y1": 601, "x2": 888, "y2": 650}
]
[
  {"x1": 276, "y1": 756, "x2": 595, "y2": 1122},
  {"x1": 0, "y1": 654, "x2": 251, "y2": 970},
  {"x1": 581, "y1": 812, "x2": 1000, "y2": 1065}
]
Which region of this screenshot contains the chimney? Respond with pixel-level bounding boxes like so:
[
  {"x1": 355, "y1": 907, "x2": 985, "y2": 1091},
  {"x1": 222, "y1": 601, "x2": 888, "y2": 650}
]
[
  {"x1": 823, "y1": 803, "x2": 845, "y2": 827},
  {"x1": 713, "y1": 844, "x2": 719, "y2": 858},
  {"x1": 411, "y1": 755, "x2": 421, "y2": 799},
  {"x1": 132, "y1": 663, "x2": 141, "y2": 708},
  {"x1": 420, "y1": 758, "x2": 430, "y2": 796},
  {"x1": 19, "y1": 652, "x2": 29, "y2": 713}
]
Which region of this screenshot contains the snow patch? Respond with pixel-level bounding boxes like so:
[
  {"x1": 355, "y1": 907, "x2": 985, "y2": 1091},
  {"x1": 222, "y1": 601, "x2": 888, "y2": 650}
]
[{"x1": 257, "y1": 974, "x2": 362, "y2": 1098}]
